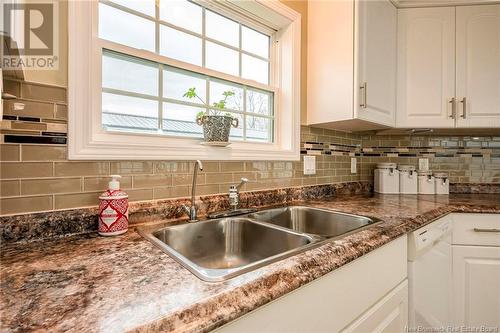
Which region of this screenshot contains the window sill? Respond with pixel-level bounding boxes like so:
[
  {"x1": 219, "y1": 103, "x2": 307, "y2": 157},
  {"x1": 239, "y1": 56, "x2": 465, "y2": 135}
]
[{"x1": 68, "y1": 128, "x2": 300, "y2": 160}]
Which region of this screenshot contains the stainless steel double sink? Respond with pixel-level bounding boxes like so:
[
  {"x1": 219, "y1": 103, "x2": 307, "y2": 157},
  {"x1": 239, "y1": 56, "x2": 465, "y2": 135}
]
[{"x1": 138, "y1": 206, "x2": 380, "y2": 282}]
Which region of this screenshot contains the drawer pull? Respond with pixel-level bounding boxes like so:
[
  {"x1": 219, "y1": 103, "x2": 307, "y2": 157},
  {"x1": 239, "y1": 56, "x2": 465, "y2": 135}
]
[{"x1": 473, "y1": 228, "x2": 500, "y2": 233}]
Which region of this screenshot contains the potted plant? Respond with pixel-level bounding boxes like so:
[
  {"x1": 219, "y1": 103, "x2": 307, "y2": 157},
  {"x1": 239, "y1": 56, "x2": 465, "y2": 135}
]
[{"x1": 183, "y1": 87, "x2": 239, "y2": 143}]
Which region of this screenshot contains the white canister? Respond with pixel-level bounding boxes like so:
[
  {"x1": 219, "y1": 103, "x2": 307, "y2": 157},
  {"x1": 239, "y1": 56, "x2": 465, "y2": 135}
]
[
  {"x1": 418, "y1": 170, "x2": 435, "y2": 194},
  {"x1": 434, "y1": 172, "x2": 449, "y2": 195},
  {"x1": 398, "y1": 165, "x2": 417, "y2": 194},
  {"x1": 374, "y1": 163, "x2": 399, "y2": 194}
]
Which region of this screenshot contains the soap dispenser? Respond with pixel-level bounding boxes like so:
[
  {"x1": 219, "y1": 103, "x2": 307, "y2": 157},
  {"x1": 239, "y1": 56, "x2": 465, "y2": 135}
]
[{"x1": 98, "y1": 175, "x2": 128, "y2": 236}]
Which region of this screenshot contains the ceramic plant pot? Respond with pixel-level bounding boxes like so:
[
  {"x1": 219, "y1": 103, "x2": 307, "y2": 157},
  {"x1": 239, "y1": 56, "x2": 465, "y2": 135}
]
[{"x1": 196, "y1": 115, "x2": 239, "y2": 142}]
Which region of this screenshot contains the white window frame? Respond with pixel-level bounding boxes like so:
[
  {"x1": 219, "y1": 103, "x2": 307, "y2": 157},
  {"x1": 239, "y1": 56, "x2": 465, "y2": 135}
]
[{"x1": 68, "y1": 0, "x2": 301, "y2": 160}]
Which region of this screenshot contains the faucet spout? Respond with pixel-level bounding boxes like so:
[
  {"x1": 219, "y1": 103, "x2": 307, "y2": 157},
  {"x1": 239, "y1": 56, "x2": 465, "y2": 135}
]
[
  {"x1": 191, "y1": 160, "x2": 203, "y2": 206},
  {"x1": 185, "y1": 160, "x2": 203, "y2": 222}
]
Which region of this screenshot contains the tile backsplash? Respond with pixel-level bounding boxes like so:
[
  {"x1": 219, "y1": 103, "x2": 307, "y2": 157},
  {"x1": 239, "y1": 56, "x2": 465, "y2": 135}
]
[{"x1": 1, "y1": 78, "x2": 499, "y2": 215}]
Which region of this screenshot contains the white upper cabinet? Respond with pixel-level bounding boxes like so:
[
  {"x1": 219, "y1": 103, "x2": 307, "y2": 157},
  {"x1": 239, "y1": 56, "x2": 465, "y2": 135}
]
[
  {"x1": 356, "y1": 0, "x2": 397, "y2": 127},
  {"x1": 396, "y1": 7, "x2": 456, "y2": 128},
  {"x1": 397, "y1": 4, "x2": 500, "y2": 128},
  {"x1": 456, "y1": 5, "x2": 500, "y2": 128},
  {"x1": 307, "y1": 0, "x2": 397, "y2": 131}
]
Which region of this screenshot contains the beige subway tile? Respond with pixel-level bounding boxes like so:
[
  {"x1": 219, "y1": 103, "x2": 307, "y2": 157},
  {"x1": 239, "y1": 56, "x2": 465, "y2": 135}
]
[
  {"x1": 3, "y1": 99, "x2": 55, "y2": 118},
  {"x1": 3, "y1": 79, "x2": 20, "y2": 96},
  {"x1": 1, "y1": 144, "x2": 20, "y2": 161},
  {"x1": 84, "y1": 176, "x2": 132, "y2": 191},
  {"x1": 46, "y1": 122, "x2": 67, "y2": 133},
  {"x1": 201, "y1": 162, "x2": 220, "y2": 172},
  {"x1": 21, "y1": 82, "x2": 66, "y2": 103},
  {"x1": 133, "y1": 174, "x2": 172, "y2": 188},
  {"x1": 197, "y1": 184, "x2": 221, "y2": 196},
  {"x1": 153, "y1": 186, "x2": 190, "y2": 199},
  {"x1": 172, "y1": 173, "x2": 205, "y2": 186},
  {"x1": 205, "y1": 172, "x2": 232, "y2": 184},
  {"x1": 302, "y1": 177, "x2": 317, "y2": 185},
  {"x1": 232, "y1": 172, "x2": 257, "y2": 182},
  {"x1": 1, "y1": 162, "x2": 53, "y2": 179},
  {"x1": 1, "y1": 180, "x2": 20, "y2": 197},
  {"x1": 154, "y1": 161, "x2": 191, "y2": 174},
  {"x1": 1, "y1": 196, "x2": 52, "y2": 215},
  {"x1": 55, "y1": 162, "x2": 109, "y2": 176},
  {"x1": 22, "y1": 145, "x2": 66, "y2": 161},
  {"x1": 127, "y1": 189, "x2": 154, "y2": 202},
  {"x1": 21, "y1": 178, "x2": 81, "y2": 195},
  {"x1": 220, "y1": 162, "x2": 245, "y2": 172},
  {"x1": 55, "y1": 104, "x2": 68, "y2": 120},
  {"x1": 110, "y1": 161, "x2": 153, "y2": 175},
  {"x1": 1, "y1": 129, "x2": 40, "y2": 136},
  {"x1": 54, "y1": 191, "x2": 100, "y2": 210},
  {"x1": 11, "y1": 121, "x2": 47, "y2": 131},
  {"x1": 1, "y1": 120, "x2": 11, "y2": 130}
]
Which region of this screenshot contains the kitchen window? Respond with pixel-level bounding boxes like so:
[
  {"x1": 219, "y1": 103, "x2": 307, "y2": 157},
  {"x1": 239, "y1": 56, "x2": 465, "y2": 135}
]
[{"x1": 68, "y1": 0, "x2": 301, "y2": 160}]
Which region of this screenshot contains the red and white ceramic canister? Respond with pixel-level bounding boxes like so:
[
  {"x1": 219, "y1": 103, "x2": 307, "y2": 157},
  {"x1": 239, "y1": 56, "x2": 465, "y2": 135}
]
[{"x1": 98, "y1": 175, "x2": 128, "y2": 236}]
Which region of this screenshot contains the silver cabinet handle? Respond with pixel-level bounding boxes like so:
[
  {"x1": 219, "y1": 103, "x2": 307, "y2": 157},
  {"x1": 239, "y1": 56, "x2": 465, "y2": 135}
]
[
  {"x1": 360, "y1": 82, "x2": 367, "y2": 108},
  {"x1": 449, "y1": 97, "x2": 456, "y2": 119},
  {"x1": 473, "y1": 228, "x2": 500, "y2": 233},
  {"x1": 460, "y1": 97, "x2": 467, "y2": 118}
]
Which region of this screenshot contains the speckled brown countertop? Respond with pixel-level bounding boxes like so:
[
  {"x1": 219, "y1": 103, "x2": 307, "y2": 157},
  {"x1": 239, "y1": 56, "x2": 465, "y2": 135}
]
[{"x1": 1, "y1": 193, "x2": 499, "y2": 333}]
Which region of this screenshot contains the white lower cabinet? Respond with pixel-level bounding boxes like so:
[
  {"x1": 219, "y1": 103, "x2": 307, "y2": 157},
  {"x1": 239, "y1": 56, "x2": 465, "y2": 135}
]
[
  {"x1": 452, "y1": 246, "x2": 500, "y2": 328},
  {"x1": 342, "y1": 280, "x2": 408, "y2": 333},
  {"x1": 216, "y1": 236, "x2": 408, "y2": 333},
  {"x1": 451, "y1": 213, "x2": 500, "y2": 328}
]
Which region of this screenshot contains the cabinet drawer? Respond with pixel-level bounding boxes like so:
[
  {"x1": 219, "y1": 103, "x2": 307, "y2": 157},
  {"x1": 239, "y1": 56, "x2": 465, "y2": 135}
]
[{"x1": 451, "y1": 213, "x2": 500, "y2": 246}]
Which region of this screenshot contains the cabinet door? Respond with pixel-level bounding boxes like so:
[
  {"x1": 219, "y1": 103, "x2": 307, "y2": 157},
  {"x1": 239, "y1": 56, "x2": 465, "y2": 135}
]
[
  {"x1": 342, "y1": 280, "x2": 408, "y2": 333},
  {"x1": 452, "y1": 245, "x2": 500, "y2": 327},
  {"x1": 356, "y1": 0, "x2": 397, "y2": 127},
  {"x1": 397, "y1": 7, "x2": 456, "y2": 128},
  {"x1": 456, "y1": 5, "x2": 500, "y2": 128},
  {"x1": 215, "y1": 236, "x2": 407, "y2": 333}
]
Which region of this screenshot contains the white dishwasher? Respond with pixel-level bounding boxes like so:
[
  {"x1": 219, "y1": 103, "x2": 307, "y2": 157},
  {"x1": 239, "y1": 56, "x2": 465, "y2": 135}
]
[{"x1": 408, "y1": 215, "x2": 453, "y2": 329}]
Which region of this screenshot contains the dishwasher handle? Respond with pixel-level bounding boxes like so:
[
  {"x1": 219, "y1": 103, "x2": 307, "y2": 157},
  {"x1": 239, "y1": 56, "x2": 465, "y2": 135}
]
[{"x1": 473, "y1": 228, "x2": 500, "y2": 233}]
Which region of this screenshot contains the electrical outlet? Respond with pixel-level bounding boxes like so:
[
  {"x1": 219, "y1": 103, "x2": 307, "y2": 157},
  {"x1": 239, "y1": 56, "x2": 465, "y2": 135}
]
[
  {"x1": 303, "y1": 155, "x2": 316, "y2": 175},
  {"x1": 351, "y1": 158, "x2": 357, "y2": 174},
  {"x1": 418, "y1": 158, "x2": 429, "y2": 171}
]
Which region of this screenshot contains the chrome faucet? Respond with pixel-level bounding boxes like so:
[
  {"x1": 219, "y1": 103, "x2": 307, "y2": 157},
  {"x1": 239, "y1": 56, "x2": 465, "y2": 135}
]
[
  {"x1": 229, "y1": 178, "x2": 249, "y2": 211},
  {"x1": 206, "y1": 178, "x2": 256, "y2": 219},
  {"x1": 183, "y1": 160, "x2": 203, "y2": 222}
]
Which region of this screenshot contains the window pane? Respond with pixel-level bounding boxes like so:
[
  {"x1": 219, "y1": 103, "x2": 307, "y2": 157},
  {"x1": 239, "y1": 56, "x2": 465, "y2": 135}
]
[
  {"x1": 164, "y1": 68, "x2": 206, "y2": 104},
  {"x1": 205, "y1": 10, "x2": 239, "y2": 47},
  {"x1": 102, "y1": 93, "x2": 158, "y2": 131},
  {"x1": 162, "y1": 103, "x2": 204, "y2": 137},
  {"x1": 109, "y1": 0, "x2": 155, "y2": 17},
  {"x1": 99, "y1": 3, "x2": 155, "y2": 52},
  {"x1": 102, "y1": 51, "x2": 158, "y2": 96},
  {"x1": 209, "y1": 80, "x2": 243, "y2": 111},
  {"x1": 205, "y1": 42, "x2": 239, "y2": 77},
  {"x1": 246, "y1": 116, "x2": 271, "y2": 142},
  {"x1": 160, "y1": 25, "x2": 202, "y2": 66},
  {"x1": 159, "y1": 0, "x2": 202, "y2": 34},
  {"x1": 224, "y1": 112, "x2": 243, "y2": 140},
  {"x1": 247, "y1": 89, "x2": 272, "y2": 116},
  {"x1": 242, "y1": 54, "x2": 269, "y2": 84},
  {"x1": 242, "y1": 26, "x2": 269, "y2": 58}
]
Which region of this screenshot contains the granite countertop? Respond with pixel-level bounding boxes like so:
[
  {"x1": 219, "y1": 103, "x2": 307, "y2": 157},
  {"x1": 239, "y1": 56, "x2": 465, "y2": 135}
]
[{"x1": 1, "y1": 193, "x2": 499, "y2": 333}]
